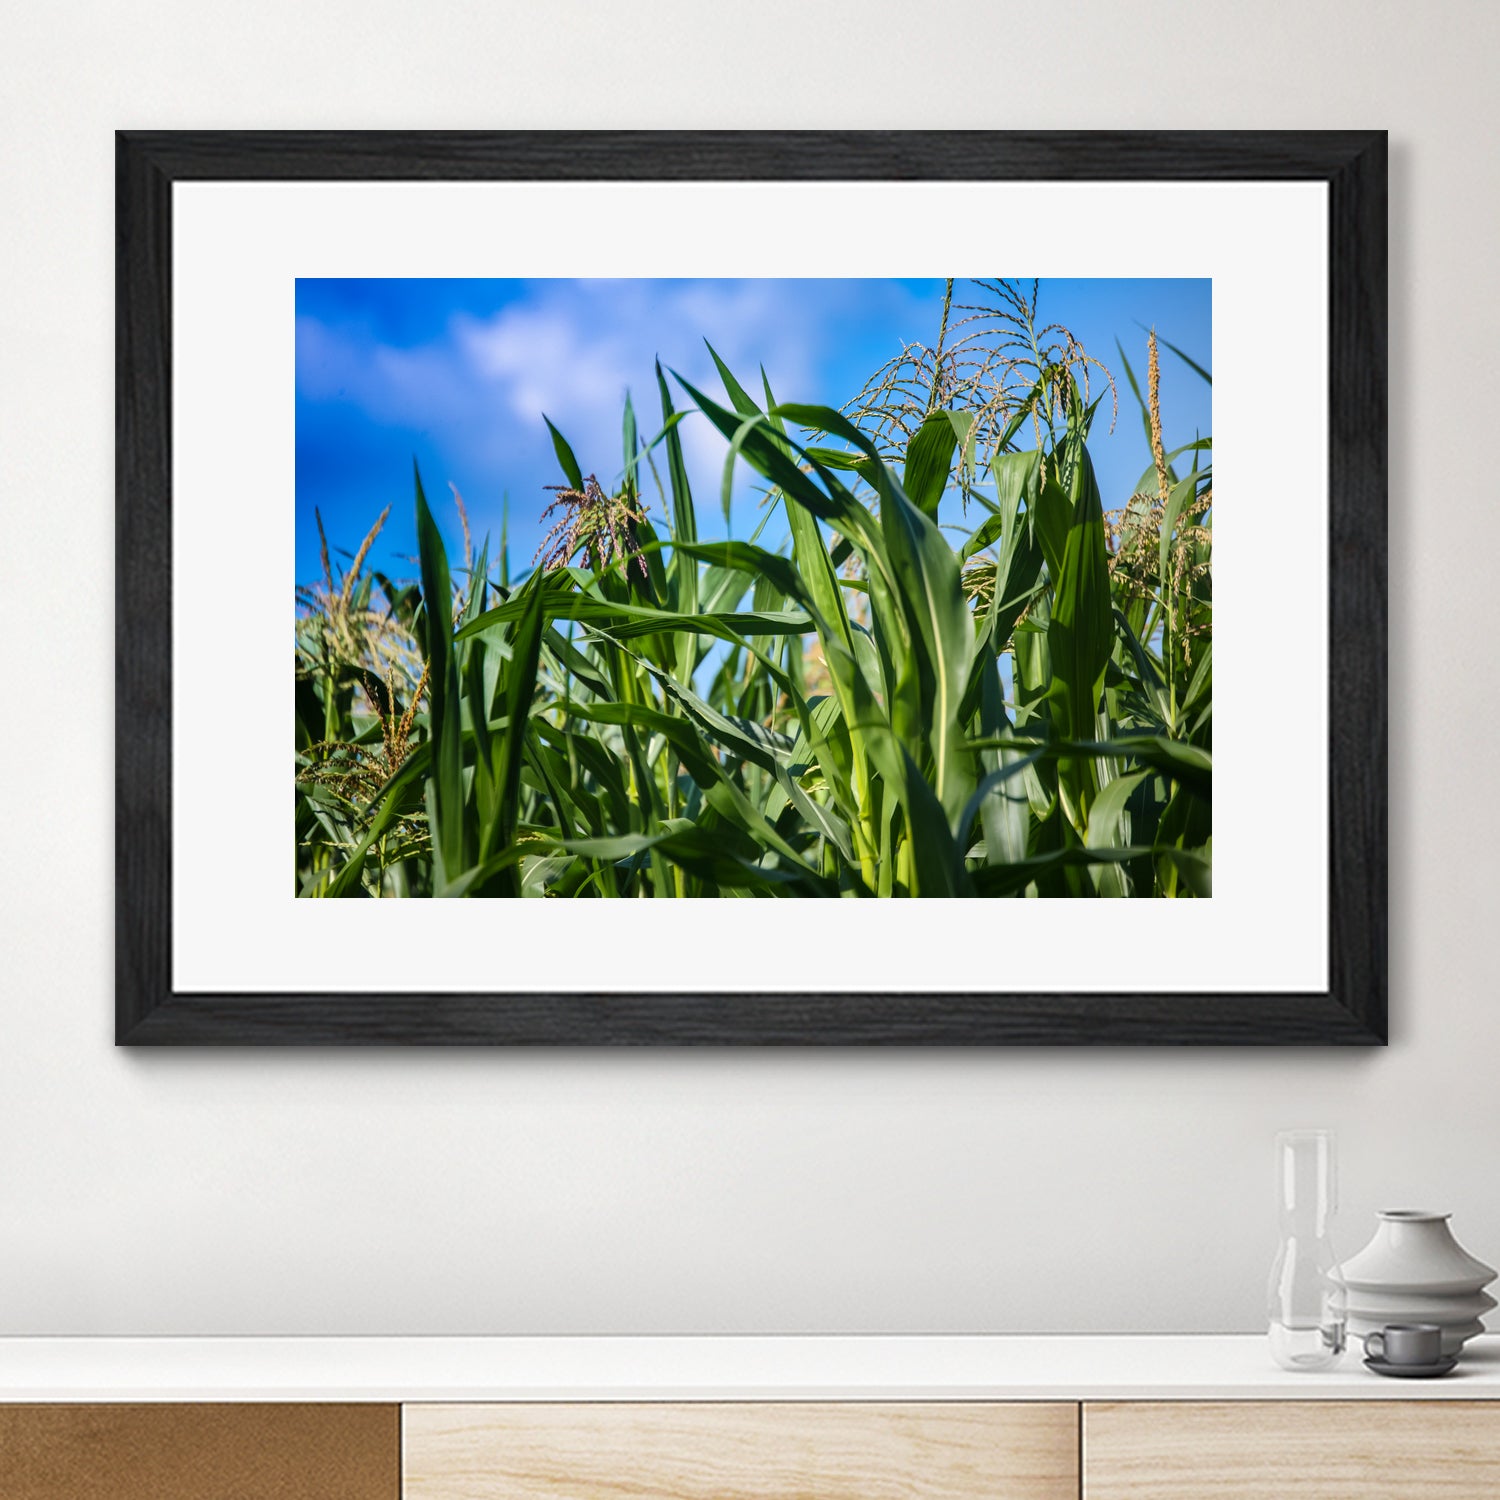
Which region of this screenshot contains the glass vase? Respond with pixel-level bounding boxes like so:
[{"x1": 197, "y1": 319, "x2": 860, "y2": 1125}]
[{"x1": 1268, "y1": 1129, "x2": 1348, "y2": 1370}]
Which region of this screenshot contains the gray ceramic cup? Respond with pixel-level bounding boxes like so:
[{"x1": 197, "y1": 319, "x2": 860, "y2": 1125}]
[{"x1": 1363, "y1": 1323, "x2": 1444, "y2": 1365}]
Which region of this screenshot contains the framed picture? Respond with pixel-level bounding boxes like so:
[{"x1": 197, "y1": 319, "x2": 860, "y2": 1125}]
[{"x1": 116, "y1": 130, "x2": 1386, "y2": 1045}]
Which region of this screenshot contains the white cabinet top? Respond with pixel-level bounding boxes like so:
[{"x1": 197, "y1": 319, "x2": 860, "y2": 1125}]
[{"x1": 0, "y1": 1335, "x2": 1495, "y2": 1402}]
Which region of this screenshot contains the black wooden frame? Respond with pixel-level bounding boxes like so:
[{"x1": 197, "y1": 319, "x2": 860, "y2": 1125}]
[{"x1": 116, "y1": 130, "x2": 1387, "y2": 1045}]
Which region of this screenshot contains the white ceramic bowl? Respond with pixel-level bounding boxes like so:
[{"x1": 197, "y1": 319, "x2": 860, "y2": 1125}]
[{"x1": 1335, "y1": 1288, "x2": 1497, "y2": 1323}]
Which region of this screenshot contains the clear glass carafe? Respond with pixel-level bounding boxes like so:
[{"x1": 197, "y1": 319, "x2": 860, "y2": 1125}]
[{"x1": 1267, "y1": 1129, "x2": 1347, "y2": 1370}]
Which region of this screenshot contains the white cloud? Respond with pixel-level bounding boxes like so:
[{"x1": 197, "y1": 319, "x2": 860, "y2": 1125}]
[
  {"x1": 297, "y1": 278, "x2": 917, "y2": 550},
  {"x1": 455, "y1": 299, "x2": 633, "y2": 429},
  {"x1": 450, "y1": 278, "x2": 822, "y2": 441},
  {"x1": 443, "y1": 280, "x2": 838, "y2": 512}
]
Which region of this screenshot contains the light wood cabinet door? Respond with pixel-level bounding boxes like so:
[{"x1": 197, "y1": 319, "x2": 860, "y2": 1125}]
[
  {"x1": 1083, "y1": 1401, "x2": 1500, "y2": 1499},
  {"x1": 0, "y1": 1404, "x2": 399, "y2": 1500},
  {"x1": 404, "y1": 1402, "x2": 1078, "y2": 1500}
]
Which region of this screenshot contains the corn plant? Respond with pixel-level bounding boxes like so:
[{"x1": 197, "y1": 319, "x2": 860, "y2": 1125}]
[{"x1": 294, "y1": 286, "x2": 1210, "y2": 898}]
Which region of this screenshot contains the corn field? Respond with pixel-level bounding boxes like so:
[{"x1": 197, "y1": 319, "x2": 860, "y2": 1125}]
[{"x1": 295, "y1": 281, "x2": 1211, "y2": 898}]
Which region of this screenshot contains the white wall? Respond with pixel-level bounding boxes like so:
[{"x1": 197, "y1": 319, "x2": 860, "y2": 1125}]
[{"x1": 2, "y1": 0, "x2": 1496, "y2": 1335}]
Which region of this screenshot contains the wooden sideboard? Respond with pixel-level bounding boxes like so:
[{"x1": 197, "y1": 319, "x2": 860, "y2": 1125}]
[
  {"x1": 0, "y1": 1404, "x2": 397, "y2": 1500},
  {"x1": 0, "y1": 1337, "x2": 1497, "y2": 1499},
  {"x1": 1082, "y1": 1401, "x2": 1500, "y2": 1499},
  {"x1": 403, "y1": 1401, "x2": 1079, "y2": 1499}
]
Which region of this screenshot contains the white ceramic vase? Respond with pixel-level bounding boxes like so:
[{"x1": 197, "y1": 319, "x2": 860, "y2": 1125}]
[{"x1": 1337, "y1": 1210, "x2": 1497, "y2": 1355}]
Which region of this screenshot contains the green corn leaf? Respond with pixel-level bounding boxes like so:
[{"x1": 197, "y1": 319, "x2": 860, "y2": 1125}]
[
  {"x1": 1158, "y1": 845, "x2": 1212, "y2": 896},
  {"x1": 1159, "y1": 472, "x2": 1201, "y2": 604},
  {"x1": 1115, "y1": 336, "x2": 1156, "y2": 460},
  {"x1": 413, "y1": 460, "x2": 468, "y2": 888},
  {"x1": 543, "y1": 415, "x2": 585, "y2": 491},
  {"x1": 1153, "y1": 328, "x2": 1212, "y2": 386},
  {"x1": 945, "y1": 408, "x2": 978, "y2": 485},
  {"x1": 971, "y1": 664, "x2": 1033, "y2": 866},
  {"x1": 896, "y1": 746, "x2": 972, "y2": 897},
  {"x1": 705, "y1": 340, "x2": 762, "y2": 418},
  {"x1": 970, "y1": 844, "x2": 1153, "y2": 897},
  {"x1": 459, "y1": 591, "x2": 812, "y2": 651},
  {"x1": 802, "y1": 446, "x2": 872, "y2": 474},
  {"x1": 1045, "y1": 434, "x2": 1113, "y2": 808},
  {"x1": 654, "y1": 358, "x2": 700, "y2": 684},
  {"x1": 956, "y1": 743, "x2": 1046, "y2": 857},
  {"x1": 481, "y1": 568, "x2": 547, "y2": 889},
  {"x1": 902, "y1": 409, "x2": 958, "y2": 520},
  {"x1": 672, "y1": 541, "x2": 831, "y2": 634},
  {"x1": 966, "y1": 733, "x2": 1211, "y2": 802},
  {"x1": 1181, "y1": 641, "x2": 1213, "y2": 720},
  {"x1": 960, "y1": 510, "x2": 1005, "y2": 565},
  {"x1": 1033, "y1": 464, "x2": 1072, "y2": 585},
  {"x1": 514, "y1": 824, "x2": 830, "y2": 896},
  {"x1": 877, "y1": 465, "x2": 975, "y2": 823},
  {"x1": 1131, "y1": 445, "x2": 1211, "y2": 498},
  {"x1": 699, "y1": 565, "x2": 752, "y2": 618},
  {"x1": 622, "y1": 389, "x2": 639, "y2": 489},
  {"x1": 1086, "y1": 769, "x2": 1151, "y2": 851}
]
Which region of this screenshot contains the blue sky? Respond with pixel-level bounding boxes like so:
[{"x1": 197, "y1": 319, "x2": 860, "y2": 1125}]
[{"x1": 295, "y1": 277, "x2": 1210, "y2": 588}]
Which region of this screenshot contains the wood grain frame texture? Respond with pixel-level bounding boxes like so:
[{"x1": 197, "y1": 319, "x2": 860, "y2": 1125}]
[{"x1": 115, "y1": 130, "x2": 1388, "y2": 1046}]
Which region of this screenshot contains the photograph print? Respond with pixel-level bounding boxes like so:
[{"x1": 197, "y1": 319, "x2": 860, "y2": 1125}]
[{"x1": 294, "y1": 276, "x2": 1212, "y2": 901}]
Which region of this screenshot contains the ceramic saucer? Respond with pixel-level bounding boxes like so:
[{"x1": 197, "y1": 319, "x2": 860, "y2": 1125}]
[{"x1": 1364, "y1": 1354, "x2": 1459, "y2": 1379}]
